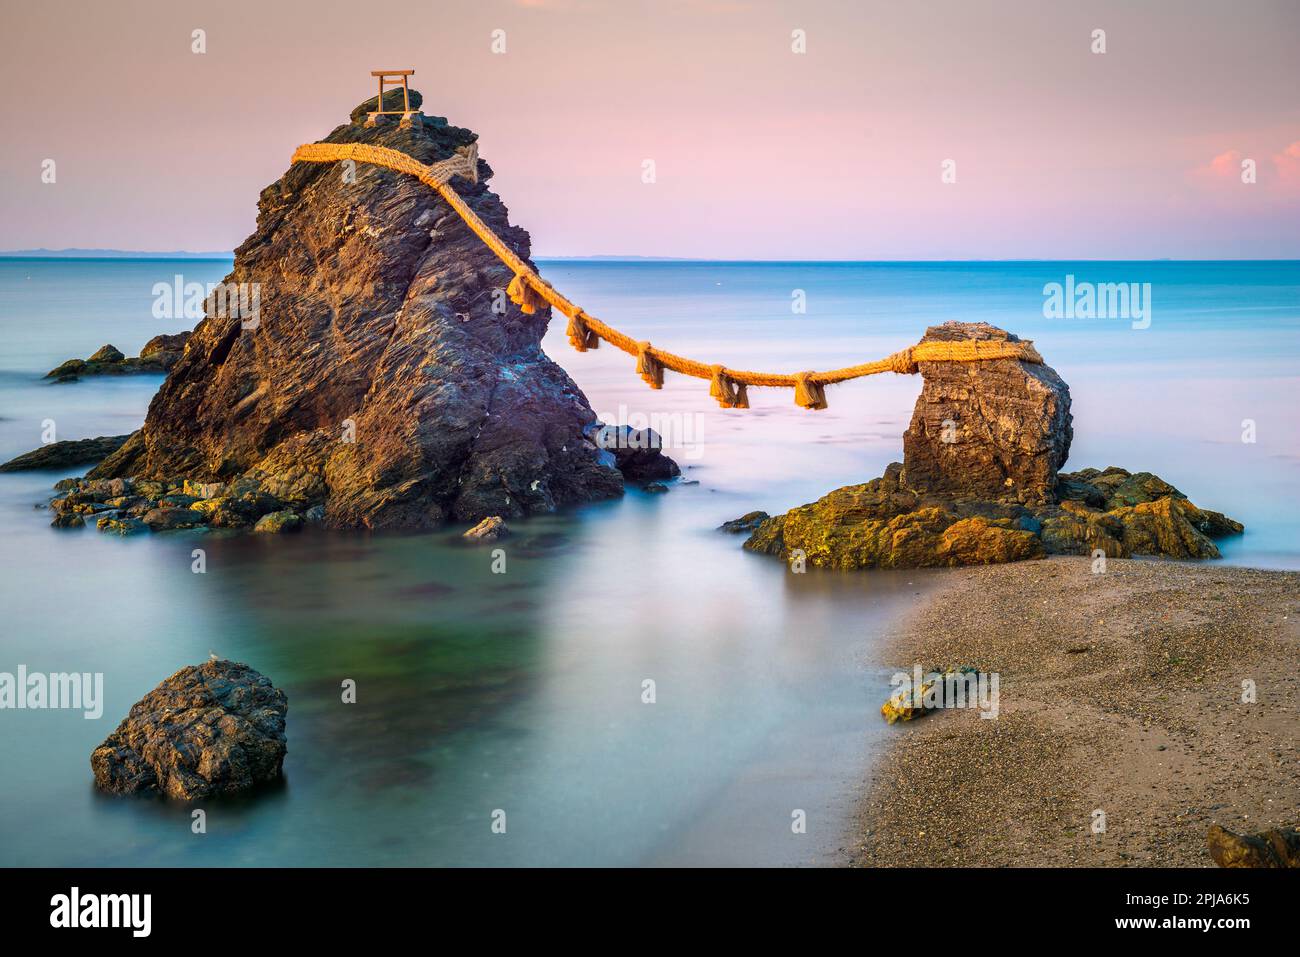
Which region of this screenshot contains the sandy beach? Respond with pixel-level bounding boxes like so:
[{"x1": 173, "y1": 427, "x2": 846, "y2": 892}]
[{"x1": 849, "y1": 556, "x2": 1300, "y2": 867}]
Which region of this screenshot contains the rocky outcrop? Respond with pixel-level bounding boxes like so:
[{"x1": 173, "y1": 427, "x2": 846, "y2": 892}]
[
  {"x1": 744, "y1": 463, "x2": 1046, "y2": 568},
  {"x1": 587, "y1": 424, "x2": 681, "y2": 484},
  {"x1": 902, "y1": 322, "x2": 1070, "y2": 504},
  {"x1": 1208, "y1": 824, "x2": 1300, "y2": 867},
  {"x1": 45, "y1": 334, "x2": 190, "y2": 381},
  {"x1": 84, "y1": 90, "x2": 672, "y2": 529},
  {"x1": 91, "y1": 660, "x2": 287, "y2": 800},
  {"x1": 0, "y1": 435, "x2": 131, "y2": 472},
  {"x1": 739, "y1": 322, "x2": 1242, "y2": 569}
]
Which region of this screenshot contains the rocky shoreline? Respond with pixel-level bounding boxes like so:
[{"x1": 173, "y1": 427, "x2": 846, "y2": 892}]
[
  {"x1": 30, "y1": 419, "x2": 678, "y2": 535},
  {"x1": 848, "y1": 557, "x2": 1300, "y2": 867}
]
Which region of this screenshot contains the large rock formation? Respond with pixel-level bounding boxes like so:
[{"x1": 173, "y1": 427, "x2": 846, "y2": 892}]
[
  {"x1": 91, "y1": 660, "x2": 287, "y2": 800},
  {"x1": 85, "y1": 89, "x2": 670, "y2": 529},
  {"x1": 740, "y1": 321, "x2": 1243, "y2": 569}
]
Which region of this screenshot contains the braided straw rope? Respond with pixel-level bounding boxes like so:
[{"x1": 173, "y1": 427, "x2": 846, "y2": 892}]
[{"x1": 291, "y1": 141, "x2": 1044, "y2": 409}]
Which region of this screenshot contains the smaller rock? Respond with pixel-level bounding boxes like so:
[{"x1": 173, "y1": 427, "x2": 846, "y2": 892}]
[
  {"x1": 96, "y1": 516, "x2": 147, "y2": 535},
  {"x1": 142, "y1": 507, "x2": 204, "y2": 531},
  {"x1": 253, "y1": 510, "x2": 304, "y2": 534},
  {"x1": 158, "y1": 493, "x2": 200, "y2": 508},
  {"x1": 720, "y1": 511, "x2": 770, "y2": 534},
  {"x1": 88, "y1": 344, "x2": 125, "y2": 363},
  {"x1": 1208, "y1": 824, "x2": 1300, "y2": 868},
  {"x1": 643, "y1": 481, "x2": 671, "y2": 494},
  {"x1": 182, "y1": 479, "x2": 224, "y2": 500},
  {"x1": 50, "y1": 512, "x2": 85, "y2": 529},
  {"x1": 463, "y1": 516, "x2": 509, "y2": 541},
  {"x1": 587, "y1": 423, "x2": 681, "y2": 483},
  {"x1": 91, "y1": 659, "x2": 287, "y2": 800}
]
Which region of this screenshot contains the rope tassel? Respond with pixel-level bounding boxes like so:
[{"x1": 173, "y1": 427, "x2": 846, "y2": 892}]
[
  {"x1": 635, "y1": 341, "x2": 664, "y2": 390},
  {"x1": 507, "y1": 272, "x2": 545, "y2": 315},
  {"x1": 793, "y1": 372, "x2": 828, "y2": 410},
  {"x1": 565, "y1": 309, "x2": 600, "y2": 352},
  {"x1": 709, "y1": 365, "x2": 748, "y2": 409}
]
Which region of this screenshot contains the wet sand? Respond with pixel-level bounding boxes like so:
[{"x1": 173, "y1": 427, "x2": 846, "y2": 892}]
[{"x1": 848, "y1": 556, "x2": 1300, "y2": 867}]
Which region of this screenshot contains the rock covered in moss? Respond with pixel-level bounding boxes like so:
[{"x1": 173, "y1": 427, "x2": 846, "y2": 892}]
[
  {"x1": 96, "y1": 516, "x2": 147, "y2": 535},
  {"x1": 744, "y1": 464, "x2": 1044, "y2": 569},
  {"x1": 741, "y1": 463, "x2": 1241, "y2": 570},
  {"x1": 91, "y1": 659, "x2": 287, "y2": 800},
  {"x1": 253, "y1": 510, "x2": 304, "y2": 534}
]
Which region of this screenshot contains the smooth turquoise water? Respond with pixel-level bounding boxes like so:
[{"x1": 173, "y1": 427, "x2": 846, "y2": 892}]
[{"x1": 0, "y1": 258, "x2": 1296, "y2": 866}]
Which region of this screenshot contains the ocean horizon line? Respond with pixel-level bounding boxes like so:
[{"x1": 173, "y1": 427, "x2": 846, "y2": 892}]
[{"x1": 3, "y1": 251, "x2": 1299, "y2": 265}]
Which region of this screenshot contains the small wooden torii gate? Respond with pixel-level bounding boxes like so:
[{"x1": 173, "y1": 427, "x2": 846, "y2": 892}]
[{"x1": 365, "y1": 69, "x2": 421, "y2": 130}]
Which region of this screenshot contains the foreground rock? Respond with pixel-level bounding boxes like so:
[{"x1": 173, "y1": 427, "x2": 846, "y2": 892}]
[
  {"x1": 740, "y1": 321, "x2": 1242, "y2": 569},
  {"x1": 1207, "y1": 824, "x2": 1300, "y2": 868},
  {"x1": 45, "y1": 334, "x2": 190, "y2": 381},
  {"x1": 91, "y1": 660, "x2": 287, "y2": 800},
  {"x1": 83, "y1": 89, "x2": 672, "y2": 529}
]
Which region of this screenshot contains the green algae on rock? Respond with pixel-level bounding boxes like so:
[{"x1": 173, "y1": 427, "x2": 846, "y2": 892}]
[{"x1": 738, "y1": 322, "x2": 1242, "y2": 570}]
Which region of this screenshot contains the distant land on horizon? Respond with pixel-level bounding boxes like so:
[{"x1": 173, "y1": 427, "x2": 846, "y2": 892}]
[
  {"x1": 2, "y1": 250, "x2": 1298, "y2": 264},
  {"x1": 0, "y1": 248, "x2": 234, "y2": 259}
]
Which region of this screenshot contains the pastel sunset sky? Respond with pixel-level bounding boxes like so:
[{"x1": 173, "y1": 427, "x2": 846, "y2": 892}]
[{"x1": 1, "y1": 0, "x2": 1297, "y2": 259}]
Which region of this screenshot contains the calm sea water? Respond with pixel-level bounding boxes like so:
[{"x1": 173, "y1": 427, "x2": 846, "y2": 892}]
[{"x1": 0, "y1": 258, "x2": 1296, "y2": 866}]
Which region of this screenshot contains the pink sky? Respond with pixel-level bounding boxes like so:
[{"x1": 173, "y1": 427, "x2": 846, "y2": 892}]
[{"x1": 1, "y1": 0, "x2": 1298, "y2": 258}]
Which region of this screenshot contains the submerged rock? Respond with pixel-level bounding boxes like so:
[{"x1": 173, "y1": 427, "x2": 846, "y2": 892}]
[
  {"x1": 588, "y1": 424, "x2": 681, "y2": 483},
  {"x1": 0, "y1": 435, "x2": 131, "y2": 472},
  {"x1": 739, "y1": 322, "x2": 1242, "y2": 570},
  {"x1": 91, "y1": 659, "x2": 287, "y2": 800},
  {"x1": 253, "y1": 510, "x2": 304, "y2": 534},
  {"x1": 45, "y1": 333, "x2": 190, "y2": 381},
  {"x1": 463, "y1": 515, "x2": 509, "y2": 541},
  {"x1": 84, "y1": 90, "x2": 668, "y2": 529},
  {"x1": 719, "y1": 510, "x2": 769, "y2": 534},
  {"x1": 1207, "y1": 824, "x2": 1300, "y2": 868}
]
